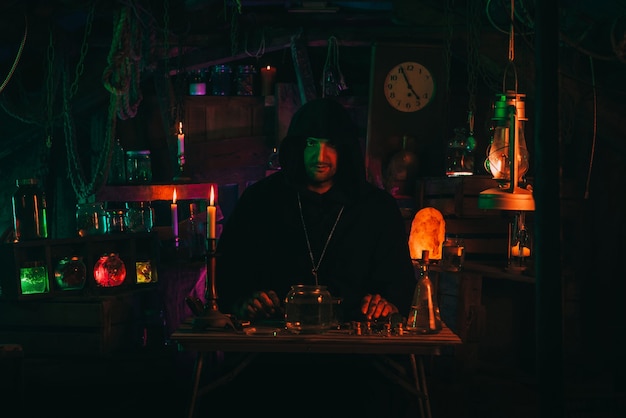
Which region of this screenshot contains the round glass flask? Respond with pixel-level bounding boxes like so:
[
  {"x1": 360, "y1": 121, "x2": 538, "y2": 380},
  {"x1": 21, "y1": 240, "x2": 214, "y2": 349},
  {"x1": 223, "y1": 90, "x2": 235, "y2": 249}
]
[{"x1": 284, "y1": 284, "x2": 333, "y2": 334}]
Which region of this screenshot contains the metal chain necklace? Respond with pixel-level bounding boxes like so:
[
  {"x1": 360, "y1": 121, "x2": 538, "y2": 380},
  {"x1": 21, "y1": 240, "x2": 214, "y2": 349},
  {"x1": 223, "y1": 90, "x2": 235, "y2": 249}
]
[{"x1": 297, "y1": 192, "x2": 344, "y2": 286}]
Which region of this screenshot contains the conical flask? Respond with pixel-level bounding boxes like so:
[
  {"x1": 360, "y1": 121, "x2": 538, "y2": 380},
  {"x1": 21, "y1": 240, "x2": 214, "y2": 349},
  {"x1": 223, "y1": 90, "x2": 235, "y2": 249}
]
[{"x1": 406, "y1": 250, "x2": 442, "y2": 334}]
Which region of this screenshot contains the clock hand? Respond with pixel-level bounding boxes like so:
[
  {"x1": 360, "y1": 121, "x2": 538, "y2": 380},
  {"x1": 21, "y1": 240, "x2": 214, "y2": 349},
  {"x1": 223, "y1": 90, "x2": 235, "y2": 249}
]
[{"x1": 399, "y1": 66, "x2": 421, "y2": 101}]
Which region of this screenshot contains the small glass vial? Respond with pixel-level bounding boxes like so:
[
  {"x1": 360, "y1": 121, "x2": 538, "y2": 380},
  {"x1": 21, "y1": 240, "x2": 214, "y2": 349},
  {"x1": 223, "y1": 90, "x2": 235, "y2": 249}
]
[
  {"x1": 285, "y1": 284, "x2": 333, "y2": 334},
  {"x1": 210, "y1": 64, "x2": 232, "y2": 96},
  {"x1": 235, "y1": 65, "x2": 256, "y2": 96},
  {"x1": 126, "y1": 150, "x2": 152, "y2": 184},
  {"x1": 12, "y1": 178, "x2": 48, "y2": 241},
  {"x1": 107, "y1": 138, "x2": 127, "y2": 185}
]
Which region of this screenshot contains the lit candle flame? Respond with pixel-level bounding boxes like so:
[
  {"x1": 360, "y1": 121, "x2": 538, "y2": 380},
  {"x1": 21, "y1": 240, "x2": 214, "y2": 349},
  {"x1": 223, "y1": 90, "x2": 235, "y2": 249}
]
[
  {"x1": 209, "y1": 185, "x2": 215, "y2": 206},
  {"x1": 173, "y1": 188, "x2": 177, "y2": 204},
  {"x1": 178, "y1": 122, "x2": 183, "y2": 135}
]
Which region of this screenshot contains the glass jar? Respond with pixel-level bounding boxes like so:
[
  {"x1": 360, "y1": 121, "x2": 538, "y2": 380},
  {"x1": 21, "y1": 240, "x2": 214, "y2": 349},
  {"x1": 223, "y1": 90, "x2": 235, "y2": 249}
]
[
  {"x1": 125, "y1": 201, "x2": 154, "y2": 233},
  {"x1": 235, "y1": 65, "x2": 256, "y2": 96},
  {"x1": 285, "y1": 284, "x2": 333, "y2": 334},
  {"x1": 12, "y1": 178, "x2": 48, "y2": 241},
  {"x1": 126, "y1": 150, "x2": 152, "y2": 184},
  {"x1": 188, "y1": 69, "x2": 207, "y2": 96},
  {"x1": 76, "y1": 202, "x2": 107, "y2": 236},
  {"x1": 210, "y1": 64, "x2": 232, "y2": 96},
  {"x1": 106, "y1": 209, "x2": 128, "y2": 233},
  {"x1": 54, "y1": 256, "x2": 87, "y2": 290}
]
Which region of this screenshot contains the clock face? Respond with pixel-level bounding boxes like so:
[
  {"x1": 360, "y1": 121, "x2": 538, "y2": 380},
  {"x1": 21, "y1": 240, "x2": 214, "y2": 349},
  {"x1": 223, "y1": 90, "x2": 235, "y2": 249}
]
[{"x1": 384, "y1": 62, "x2": 435, "y2": 112}]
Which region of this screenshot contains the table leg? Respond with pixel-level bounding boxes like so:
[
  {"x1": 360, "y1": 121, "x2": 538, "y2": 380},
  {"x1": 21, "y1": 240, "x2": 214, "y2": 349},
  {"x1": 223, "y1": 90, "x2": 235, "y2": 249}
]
[
  {"x1": 187, "y1": 352, "x2": 205, "y2": 418},
  {"x1": 409, "y1": 354, "x2": 432, "y2": 418}
]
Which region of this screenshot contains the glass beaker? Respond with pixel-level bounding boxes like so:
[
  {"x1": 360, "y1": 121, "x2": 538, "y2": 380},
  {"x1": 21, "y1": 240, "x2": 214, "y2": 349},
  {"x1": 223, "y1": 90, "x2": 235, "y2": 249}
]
[{"x1": 284, "y1": 284, "x2": 333, "y2": 334}]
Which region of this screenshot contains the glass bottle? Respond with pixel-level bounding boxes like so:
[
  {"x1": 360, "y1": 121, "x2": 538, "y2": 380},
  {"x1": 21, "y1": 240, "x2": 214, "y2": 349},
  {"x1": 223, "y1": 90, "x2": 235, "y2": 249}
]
[
  {"x1": 285, "y1": 284, "x2": 333, "y2": 334},
  {"x1": 107, "y1": 138, "x2": 127, "y2": 185},
  {"x1": 210, "y1": 64, "x2": 232, "y2": 96},
  {"x1": 235, "y1": 65, "x2": 256, "y2": 96},
  {"x1": 445, "y1": 111, "x2": 476, "y2": 177},
  {"x1": 406, "y1": 250, "x2": 442, "y2": 334},
  {"x1": 186, "y1": 203, "x2": 205, "y2": 260},
  {"x1": 12, "y1": 178, "x2": 48, "y2": 241},
  {"x1": 126, "y1": 150, "x2": 152, "y2": 184}
]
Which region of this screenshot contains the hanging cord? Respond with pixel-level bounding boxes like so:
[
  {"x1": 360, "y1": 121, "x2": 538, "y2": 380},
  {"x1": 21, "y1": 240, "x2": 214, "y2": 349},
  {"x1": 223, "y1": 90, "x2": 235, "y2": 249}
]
[
  {"x1": 102, "y1": 5, "x2": 144, "y2": 120},
  {"x1": 0, "y1": 14, "x2": 27, "y2": 94},
  {"x1": 503, "y1": 0, "x2": 518, "y2": 93},
  {"x1": 321, "y1": 36, "x2": 347, "y2": 97},
  {"x1": 584, "y1": 56, "x2": 597, "y2": 200},
  {"x1": 244, "y1": 28, "x2": 266, "y2": 58}
]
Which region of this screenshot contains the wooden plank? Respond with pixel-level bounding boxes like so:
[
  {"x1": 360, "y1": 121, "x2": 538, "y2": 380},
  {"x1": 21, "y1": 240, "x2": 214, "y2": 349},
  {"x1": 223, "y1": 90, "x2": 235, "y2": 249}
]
[{"x1": 95, "y1": 183, "x2": 218, "y2": 202}]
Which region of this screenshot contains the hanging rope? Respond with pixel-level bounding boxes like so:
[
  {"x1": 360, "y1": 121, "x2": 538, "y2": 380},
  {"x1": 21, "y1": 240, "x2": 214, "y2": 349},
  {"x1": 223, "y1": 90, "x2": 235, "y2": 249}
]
[
  {"x1": 0, "y1": 14, "x2": 27, "y2": 94},
  {"x1": 64, "y1": 70, "x2": 118, "y2": 203},
  {"x1": 102, "y1": 6, "x2": 144, "y2": 120}
]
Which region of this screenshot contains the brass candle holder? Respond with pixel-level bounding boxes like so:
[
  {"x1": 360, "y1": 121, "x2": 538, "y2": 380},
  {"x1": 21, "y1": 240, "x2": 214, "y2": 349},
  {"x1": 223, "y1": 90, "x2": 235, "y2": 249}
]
[{"x1": 192, "y1": 238, "x2": 233, "y2": 330}]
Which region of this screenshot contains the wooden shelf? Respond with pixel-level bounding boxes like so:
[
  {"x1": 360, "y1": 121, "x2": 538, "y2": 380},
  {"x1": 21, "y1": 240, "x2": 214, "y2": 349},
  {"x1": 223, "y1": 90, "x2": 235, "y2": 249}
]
[{"x1": 96, "y1": 183, "x2": 218, "y2": 202}]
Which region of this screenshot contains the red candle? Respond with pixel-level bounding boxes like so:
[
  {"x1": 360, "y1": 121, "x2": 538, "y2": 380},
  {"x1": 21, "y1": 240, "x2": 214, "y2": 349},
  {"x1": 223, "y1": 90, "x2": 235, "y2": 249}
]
[{"x1": 260, "y1": 65, "x2": 277, "y2": 96}]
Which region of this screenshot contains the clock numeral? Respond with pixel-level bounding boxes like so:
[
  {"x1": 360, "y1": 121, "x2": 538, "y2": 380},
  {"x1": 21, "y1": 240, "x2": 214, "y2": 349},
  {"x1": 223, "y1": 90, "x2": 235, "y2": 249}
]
[{"x1": 389, "y1": 91, "x2": 396, "y2": 99}]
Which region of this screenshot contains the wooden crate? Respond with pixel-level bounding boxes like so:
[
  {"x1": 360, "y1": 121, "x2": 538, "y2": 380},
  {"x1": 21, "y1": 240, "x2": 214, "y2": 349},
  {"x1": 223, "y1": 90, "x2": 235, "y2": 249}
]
[
  {"x1": 416, "y1": 175, "x2": 501, "y2": 219},
  {"x1": 414, "y1": 176, "x2": 531, "y2": 262},
  {"x1": 0, "y1": 291, "x2": 153, "y2": 357}
]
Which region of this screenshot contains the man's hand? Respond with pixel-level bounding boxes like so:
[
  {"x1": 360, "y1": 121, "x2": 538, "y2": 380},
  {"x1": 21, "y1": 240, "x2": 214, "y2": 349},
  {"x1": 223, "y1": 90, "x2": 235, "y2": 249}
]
[
  {"x1": 240, "y1": 290, "x2": 282, "y2": 320},
  {"x1": 360, "y1": 294, "x2": 398, "y2": 320}
]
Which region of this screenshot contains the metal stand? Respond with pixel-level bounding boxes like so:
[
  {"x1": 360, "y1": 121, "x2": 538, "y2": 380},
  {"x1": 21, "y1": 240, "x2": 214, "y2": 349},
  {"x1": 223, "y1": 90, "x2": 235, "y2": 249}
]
[
  {"x1": 192, "y1": 238, "x2": 233, "y2": 330},
  {"x1": 173, "y1": 154, "x2": 191, "y2": 182}
]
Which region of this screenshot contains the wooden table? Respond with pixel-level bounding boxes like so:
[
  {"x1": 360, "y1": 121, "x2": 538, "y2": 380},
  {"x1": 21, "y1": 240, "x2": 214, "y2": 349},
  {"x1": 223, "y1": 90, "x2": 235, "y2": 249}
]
[{"x1": 172, "y1": 321, "x2": 462, "y2": 418}]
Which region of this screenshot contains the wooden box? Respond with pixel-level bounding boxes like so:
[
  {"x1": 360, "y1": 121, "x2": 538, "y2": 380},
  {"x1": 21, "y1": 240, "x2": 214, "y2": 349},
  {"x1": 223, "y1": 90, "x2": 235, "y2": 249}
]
[
  {"x1": 0, "y1": 233, "x2": 159, "y2": 301},
  {"x1": 415, "y1": 176, "x2": 526, "y2": 262},
  {"x1": 0, "y1": 291, "x2": 154, "y2": 356}
]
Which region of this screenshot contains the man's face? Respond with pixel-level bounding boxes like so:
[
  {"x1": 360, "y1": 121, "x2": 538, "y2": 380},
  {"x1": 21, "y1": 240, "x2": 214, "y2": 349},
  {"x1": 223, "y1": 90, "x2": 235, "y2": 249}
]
[{"x1": 304, "y1": 137, "x2": 338, "y2": 189}]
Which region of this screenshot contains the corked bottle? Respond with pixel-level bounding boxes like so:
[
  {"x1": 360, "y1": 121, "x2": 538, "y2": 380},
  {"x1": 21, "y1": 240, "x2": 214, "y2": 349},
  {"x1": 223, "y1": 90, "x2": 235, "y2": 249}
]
[{"x1": 406, "y1": 250, "x2": 442, "y2": 334}]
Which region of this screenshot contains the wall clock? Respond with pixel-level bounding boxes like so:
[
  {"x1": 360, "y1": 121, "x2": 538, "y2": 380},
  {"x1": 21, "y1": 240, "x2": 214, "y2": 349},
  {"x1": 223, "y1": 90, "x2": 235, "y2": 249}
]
[
  {"x1": 384, "y1": 61, "x2": 435, "y2": 112},
  {"x1": 366, "y1": 43, "x2": 446, "y2": 198}
]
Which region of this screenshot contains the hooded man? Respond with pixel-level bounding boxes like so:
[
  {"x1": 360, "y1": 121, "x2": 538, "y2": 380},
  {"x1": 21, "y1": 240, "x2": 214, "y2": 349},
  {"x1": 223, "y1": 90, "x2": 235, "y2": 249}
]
[{"x1": 216, "y1": 98, "x2": 415, "y2": 322}]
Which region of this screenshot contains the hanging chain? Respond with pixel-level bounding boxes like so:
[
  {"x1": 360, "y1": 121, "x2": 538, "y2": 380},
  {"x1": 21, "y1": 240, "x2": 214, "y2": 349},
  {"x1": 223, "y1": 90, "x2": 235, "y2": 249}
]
[
  {"x1": 69, "y1": 3, "x2": 95, "y2": 100},
  {"x1": 466, "y1": 0, "x2": 480, "y2": 117},
  {"x1": 45, "y1": 31, "x2": 56, "y2": 149},
  {"x1": 297, "y1": 193, "x2": 344, "y2": 285},
  {"x1": 229, "y1": 0, "x2": 242, "y2": 56},
  {"x1": 503, "y1": 0, "x2": 518, "y2": 93}
]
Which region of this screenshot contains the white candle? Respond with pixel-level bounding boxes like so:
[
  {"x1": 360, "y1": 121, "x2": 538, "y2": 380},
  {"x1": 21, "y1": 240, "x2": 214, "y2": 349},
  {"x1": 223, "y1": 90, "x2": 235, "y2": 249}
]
[
  {"x1": 207, "y1": 185, "x2": 217, "y2": 239},
  {"x1": 171, "y1": 188, "x2": 179, "y2": 238},
  {"x1": 177, "y1": 122, "x2": 185, "y2": 155}
]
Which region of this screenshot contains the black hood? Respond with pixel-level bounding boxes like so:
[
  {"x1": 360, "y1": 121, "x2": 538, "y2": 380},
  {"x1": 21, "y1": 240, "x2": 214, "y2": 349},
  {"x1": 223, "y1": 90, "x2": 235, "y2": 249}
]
[{"x1": 278, "y1": 98, "x2": 367, "y2": 199}]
